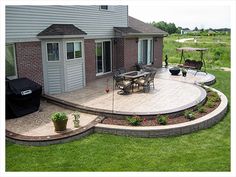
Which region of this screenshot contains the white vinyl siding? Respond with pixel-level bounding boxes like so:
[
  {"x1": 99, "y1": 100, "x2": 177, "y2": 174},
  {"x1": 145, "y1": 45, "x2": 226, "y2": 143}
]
[
  {"x1": 6, "y1": 5, "x2": 128, "y2": 43},
  {"x1": 46, "y1": 64, "x2": 64, "y2": 94},
  {"x1": 64, "y1": 40, "x2": 85, "y2": 92},
  {"x1": 64, "y1": 60, "x2": 84, "y2": 92},
  {"x1": 42, "y1": 39, "x2": 85, "y2": 94}
]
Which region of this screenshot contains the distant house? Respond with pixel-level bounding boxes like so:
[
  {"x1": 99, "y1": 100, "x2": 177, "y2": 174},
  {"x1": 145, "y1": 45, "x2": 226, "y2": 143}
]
[
  {"x1": 207, "y1": 30, "x2": 216, "y2": 36},
  {"x1": 181, "y1": 28, "x2": 192, "y2": 35},
  {"x1": 6, "y1": 5, "x2": 167, "y2": 94}
]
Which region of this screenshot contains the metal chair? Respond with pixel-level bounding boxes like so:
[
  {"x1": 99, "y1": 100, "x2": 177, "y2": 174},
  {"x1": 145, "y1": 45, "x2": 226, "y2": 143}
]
[
  {"x1": 134, "y1": 73, "x2": 151, "y2": 91},
  {"x1": 113, "y1": 75, "x2": 132, "y2": 95},
  {"x1": 148, "y1": 71, "x2": 156, "y2": 89},
  {"x1": 118, "y1": 67, "x2": 126, "y2": 74}
]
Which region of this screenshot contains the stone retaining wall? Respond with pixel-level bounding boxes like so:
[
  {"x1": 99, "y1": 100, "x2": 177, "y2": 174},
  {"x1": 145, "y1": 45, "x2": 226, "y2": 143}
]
[{"x1": 94, "y1": 88, "x2": 228, "y2": 138}]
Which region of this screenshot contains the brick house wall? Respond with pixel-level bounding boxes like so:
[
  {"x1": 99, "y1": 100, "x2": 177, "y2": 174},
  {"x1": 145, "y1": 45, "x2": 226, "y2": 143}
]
[
  {"x1": 123, "y1": 38, "x2": 138, "y2": 71},
  {"x1": 113, "y1": 38, "x2": 124, "y2": 70},
  {"x1": 153, "y1": 37, "x2": 163, "y2": 68},
  {"x1": 84, "y1": 39, "x2": 96, "y2": 83},
  {"x1": 15, "y1": 41, "x2": 44, "y2": 86}
]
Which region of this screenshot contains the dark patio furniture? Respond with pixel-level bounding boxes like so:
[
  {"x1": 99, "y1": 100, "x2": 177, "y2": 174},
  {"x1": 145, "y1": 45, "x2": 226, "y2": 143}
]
[
  {"x1": 134, "y1": 73, "x2": 151, "y2": 92},
  {"x1": 148, "y1": 71, "x2": 156, "y2": 88},
  {"x1": 118, "y1": 67, "x2": 126, "y2": 74},
  {"x1": 134, "y1": 63, "x2": 144, "y2": 71},
  {"x1": 177, "y1": 47, "x2": 207, "y2": 75},
  {"x1": 169, "y1": 67, "x2": 180, "y2": 75},
  {"x1": 113, "y1": 74, "x2": 125, "y2": 88},
  {"x1": 116, "y1": 80, "x2": 132, "y2": 95},
  {"x1": 120, "y1": 71, "x2": 150, "y2": 92}
]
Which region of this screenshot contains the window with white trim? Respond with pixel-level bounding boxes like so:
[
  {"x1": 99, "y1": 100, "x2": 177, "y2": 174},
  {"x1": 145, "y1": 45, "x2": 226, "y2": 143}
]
[
  {"x1": 66, "y1": 42, "x2": 82, "y2": 60},
  {"x1": 6, "y1": 44, "x2": 17, "y2": 78},
  {"x1": 47, "y1": 43, "x2": 59, "y2": 61},
  {"x1": 138, "y1": 39, "x2": 153, "y2": 65}
]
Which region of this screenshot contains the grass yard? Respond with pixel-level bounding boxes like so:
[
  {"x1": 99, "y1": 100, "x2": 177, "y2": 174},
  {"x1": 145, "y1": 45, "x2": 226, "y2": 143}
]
[
  {"x1": 6, "y1": 69, "x2": 230, "y2": 172},
  {"x1": 163, "y1": 34, "x2": 231, "y2": 68}
]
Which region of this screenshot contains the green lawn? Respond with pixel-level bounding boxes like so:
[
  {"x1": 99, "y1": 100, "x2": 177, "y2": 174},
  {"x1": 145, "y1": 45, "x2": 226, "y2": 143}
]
[
  {"x1": 163, "y1": 34, "x2": 231, "y2": 68},
  {"x1": 6, "y1": 69, "x2": 230, "y2": 171}
]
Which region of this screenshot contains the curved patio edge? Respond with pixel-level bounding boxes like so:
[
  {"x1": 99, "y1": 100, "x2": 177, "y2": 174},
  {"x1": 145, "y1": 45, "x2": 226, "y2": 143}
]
[
  {"x1": 6, "y1": 117, "x2": 102, "y2": 146},
  {"x1": 94, "y1": 87, "x2": 228, "y2": 138},
  {"x1": 42, "y1": 82, "x2": 207, "y2": 118},
  {"x1": 6, "y1": 87, "x2": 227, "y2": 146}
]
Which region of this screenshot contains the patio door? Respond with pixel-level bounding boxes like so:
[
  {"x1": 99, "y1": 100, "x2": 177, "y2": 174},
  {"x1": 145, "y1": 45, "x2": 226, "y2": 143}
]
[
  {"x1": 138, "y1": 38, "x2": 153, "y2": 65},
  {"x1": 96, "y1": 40, "x2": 112, "y2": 75}
]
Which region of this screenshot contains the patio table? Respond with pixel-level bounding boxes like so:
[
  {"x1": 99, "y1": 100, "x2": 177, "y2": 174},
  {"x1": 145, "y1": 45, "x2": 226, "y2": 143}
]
[{"x1": 120, "y1": 71, "x2": 150, "y2": 92}]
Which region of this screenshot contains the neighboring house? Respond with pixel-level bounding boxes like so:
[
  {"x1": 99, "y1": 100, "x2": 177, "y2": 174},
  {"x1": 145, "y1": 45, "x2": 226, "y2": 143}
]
[
  {"x1": 180, "y1": 28, "x2": 192, "y2": 35},
  {"x1": 6, "y1": 5, "x2": 167, "y2": 94}
]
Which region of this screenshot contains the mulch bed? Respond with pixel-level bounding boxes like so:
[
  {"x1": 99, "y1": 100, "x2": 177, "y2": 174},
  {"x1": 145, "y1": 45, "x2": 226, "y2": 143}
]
[{"x1": 101, "y1": 90, "x2": 221, "y2": 126}]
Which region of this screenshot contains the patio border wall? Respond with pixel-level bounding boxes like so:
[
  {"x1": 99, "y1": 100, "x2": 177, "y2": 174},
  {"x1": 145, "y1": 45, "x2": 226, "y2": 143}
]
[
  {"x1": 94, "y1": 88, "x2": 228, "y2": 137},
  {"x1": 6, "y1": 87, "x2": 228, "y2": 145}
]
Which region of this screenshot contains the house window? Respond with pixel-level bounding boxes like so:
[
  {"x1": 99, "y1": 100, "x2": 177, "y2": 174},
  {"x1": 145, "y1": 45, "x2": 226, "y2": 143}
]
[
  {"x1": 95, "y1": 40, "x2": 112, "y2": 75},
  {"x1": 100, "y1": 5, "x2": 108, "y2": 10},
  {"x1": 6, "y1": 44, "x2": 17, "y2": 78},
  {"x1": 47, "y1": 43, "x2": 59, "y2": 61},
  {"x1": 138, "y1": 39, "x2": 153, "y2": 65},
  {"x1": 66, "y1": 42, "x2": 82, "y2": 60}
]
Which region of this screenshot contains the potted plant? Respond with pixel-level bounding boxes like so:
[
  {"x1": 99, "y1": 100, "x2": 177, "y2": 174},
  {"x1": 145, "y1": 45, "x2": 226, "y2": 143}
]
[
  {"x1": 51, "y1": 112, "x2": 68, "y2": 132},
  {"x1": 72, "y1": 111, "x2": 80, "y2": 128},
  {"x1": 182, "y1": 68, "x2": 187, "y2": 77}
]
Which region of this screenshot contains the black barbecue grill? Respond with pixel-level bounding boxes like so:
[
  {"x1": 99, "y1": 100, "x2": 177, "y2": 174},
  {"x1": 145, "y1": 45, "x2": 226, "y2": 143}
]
[{"x1": 6, "y1": 78, "x2": 42, "y2": 119}]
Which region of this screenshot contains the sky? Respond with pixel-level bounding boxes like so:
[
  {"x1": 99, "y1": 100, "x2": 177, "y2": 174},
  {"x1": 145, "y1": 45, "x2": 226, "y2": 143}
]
[{"x1": 129, "y1": 5, "x2": 231, "y2": 30}]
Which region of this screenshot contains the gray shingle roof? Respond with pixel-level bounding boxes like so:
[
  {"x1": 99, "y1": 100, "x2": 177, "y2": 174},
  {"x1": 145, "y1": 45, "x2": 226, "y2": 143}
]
[
  {"x1": 37, "y1": 24, "x2": 87, "y2": 36},
  {"x1": 128, "y1": 16, "x2": 168, "y2": 35},
  {"x1": 114, "y1": 27, "x2": 141, "y2": 34},
  {"x1": 114, "y1": 16, "x2": 168, "y2": 36}
]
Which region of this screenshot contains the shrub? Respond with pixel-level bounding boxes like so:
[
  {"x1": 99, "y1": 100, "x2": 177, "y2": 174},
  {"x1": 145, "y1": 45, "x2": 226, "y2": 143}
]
[
  {"x1": 206, "y1": 101, "x2": 215, "y2": 108},
  {"x1": 209, "y1": 96, "x2": 221, "y2": 102},
  {"x1": 127, "y1": 116, "x2": 143, "y2": 126},
  {"x1": 157, "y1": 115, "x2": 167, "y2": 125},
  {"x1": 184, "y1": 110, "x2": 196, "y2": 120},
  {"x1": 209, "y1": 91, "x2": 218, "y2": 98},
  {"x1": 51, "y1": 112, "x2": 68, "y2": 121},
  {"x1": 198, "y1": 106, "x2": 207, "y2": 113}
]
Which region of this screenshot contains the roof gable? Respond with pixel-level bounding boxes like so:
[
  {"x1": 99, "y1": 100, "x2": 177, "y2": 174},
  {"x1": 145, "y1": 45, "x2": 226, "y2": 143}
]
[{"x1": 37, "y1": 24, "x2": 87, "y2": 37}]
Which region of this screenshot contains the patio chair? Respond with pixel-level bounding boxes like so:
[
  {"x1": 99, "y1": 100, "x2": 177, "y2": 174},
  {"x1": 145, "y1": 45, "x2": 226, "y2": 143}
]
[
  {"x1": 134, "y1": 73, "x2": 151, "y2": 91},
  {"x1": 148, "y1": 71, "x2": 157, "y2": 89},
  {"x1": 118, "y1": 67, "x2": 126, "y2": 74},
  {"x1": 116, "y1": 80, "x2": 132, "y2": 95},
  {"x1": 113, "y1": 74, "x2": 125, "y2": 88}
]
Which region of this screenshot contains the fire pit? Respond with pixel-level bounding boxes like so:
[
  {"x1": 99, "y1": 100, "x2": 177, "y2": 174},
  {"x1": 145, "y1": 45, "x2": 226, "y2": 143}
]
[{"x1": 169, "y1": 67, "x2": 180, "y2": 75}]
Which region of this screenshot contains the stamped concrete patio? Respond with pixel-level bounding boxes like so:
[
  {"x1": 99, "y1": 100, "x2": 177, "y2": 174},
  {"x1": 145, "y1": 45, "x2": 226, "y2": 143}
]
[
  {"x1": 6, "y1": 68, "x2": 223, "y2": 145},
  {"x1": 51, "y1": 68, "x2": 214, "y2": 116}
]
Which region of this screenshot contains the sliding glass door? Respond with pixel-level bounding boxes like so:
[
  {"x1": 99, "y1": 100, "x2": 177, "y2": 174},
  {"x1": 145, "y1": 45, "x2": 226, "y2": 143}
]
[
  {"x1": 96, "y1": 40, "x2": 112, "y2": 75},
  {"x1": 138, "y1": 39, "x2": 153, "y2": 65}
]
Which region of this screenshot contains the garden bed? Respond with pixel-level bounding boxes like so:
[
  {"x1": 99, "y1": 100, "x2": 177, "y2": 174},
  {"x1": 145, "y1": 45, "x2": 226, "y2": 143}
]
[{"x1": 102, "y1": 88, "x2": 221, "y2": 126}]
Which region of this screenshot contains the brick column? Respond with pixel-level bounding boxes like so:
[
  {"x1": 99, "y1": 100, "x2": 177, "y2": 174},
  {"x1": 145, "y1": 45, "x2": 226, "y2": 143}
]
[
  {"x1": 124, "y1": 38, "x2": 138, "y2": 71},
  {"x1": 153, "y1": 37, "x2": 163, "y2": 68},
  {"x1": 84, "y1": 39, "x2": 96, "y2": 83}
]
